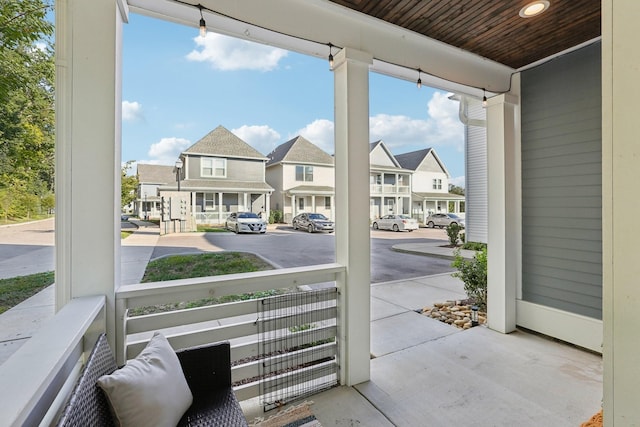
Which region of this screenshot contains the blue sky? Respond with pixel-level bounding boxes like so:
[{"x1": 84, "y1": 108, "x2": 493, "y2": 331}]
[{"x1": 122, "y1": 13, "x2": 465, "y2": 186}]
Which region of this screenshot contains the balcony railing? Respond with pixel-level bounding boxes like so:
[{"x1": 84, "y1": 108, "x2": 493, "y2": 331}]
[
  {"x1": 0, "y1": 295, "x2": 106, "y2": 426},
  {"x1": 116, "y1": 263, "x2": 344, "y2": 404},
  {"x1": 370, "y1": 184, "x2": 410, "y2": 194},
  {"x1": 1, "y1": 263, "x2": 345, "y2": 425}
]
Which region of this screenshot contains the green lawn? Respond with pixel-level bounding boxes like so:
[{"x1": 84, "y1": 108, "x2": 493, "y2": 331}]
[
  {"x1": 0, "y1": 252, "x2": 277, "y2": 315},
  {"x1": 0, "y1": 272, "x2": 55, "y2": 314},
  {"x1": 133, "y1": 252, "x2": 280, "y2": 316}
]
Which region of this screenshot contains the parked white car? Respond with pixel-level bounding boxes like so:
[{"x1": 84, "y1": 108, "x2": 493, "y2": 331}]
[
  {"x1": 372, "y1": 214, "x2": 419, "y2": 232},
  {"x1": 225, "y1": 212, "x2": 267, "y2": 234},
  {"x1": 425, "y1": 213, "x2": 465, "y2": 229}
]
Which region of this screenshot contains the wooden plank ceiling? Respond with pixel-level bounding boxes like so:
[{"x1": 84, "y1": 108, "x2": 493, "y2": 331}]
[{"x1": 328, "y1": 0, "x2": 601, "y2": 69}]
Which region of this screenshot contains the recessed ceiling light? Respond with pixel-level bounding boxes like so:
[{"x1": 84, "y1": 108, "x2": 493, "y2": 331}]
[{"x1": 519, "y1": 1, "x2": 550, "y2": 18}]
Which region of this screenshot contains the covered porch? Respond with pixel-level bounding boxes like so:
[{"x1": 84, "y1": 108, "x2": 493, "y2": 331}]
[{"x1": 0, "y1": 0, "x2": 637, "y2": 426}]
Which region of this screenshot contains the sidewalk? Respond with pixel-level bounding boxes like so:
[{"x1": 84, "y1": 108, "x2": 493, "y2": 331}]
[{"x1": 0, "y1": 220, "x2": 160, "y2": 364}]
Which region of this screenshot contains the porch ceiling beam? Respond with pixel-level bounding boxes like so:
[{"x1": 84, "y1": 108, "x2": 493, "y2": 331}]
[{"x1": 126, "y1": 0, "x2": 514, "y2": 96}]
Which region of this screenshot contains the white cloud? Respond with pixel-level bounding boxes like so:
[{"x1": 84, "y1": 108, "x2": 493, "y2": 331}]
[
  {"x1": 147, "y1": 137, "x2": 191, "y2": 164},
  {"x1": 122, "y1": 101, "x2": 144, "y2": 122},
  {"x1": 232, "y1": 125, "x2": 281, "y2": 155},
  {"x1": 449, "y1": 175, "x2": 466, "y2": 188},
  {"x1": 295, "y1": 119, "x2": 335, "y2": 154},
  {"x1": 369, "y1": 91, "x2": 463, "y2": 152},
  {"x1": 186, "y1": 33, "x2": 288, "y2": 71}
]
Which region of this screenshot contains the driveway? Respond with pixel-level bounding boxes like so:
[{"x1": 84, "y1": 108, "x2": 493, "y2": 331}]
[{"x1": 151, "y1": 225, "x2": 455, "y2": 284}]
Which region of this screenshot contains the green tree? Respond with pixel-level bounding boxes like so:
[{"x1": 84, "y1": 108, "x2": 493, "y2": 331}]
[
  {"x1": 449, "y1": 185, "x2": 465, "y2": 196},
  {"x1": 0, "y1": 1, "x2": 55, "y2": 221},
  {"x1": 121, "y1": 161, "x2": 139, "y2": 210}
]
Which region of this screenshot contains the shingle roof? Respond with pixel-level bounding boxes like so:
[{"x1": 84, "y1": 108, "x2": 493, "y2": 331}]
[
  {"x1": 159, "y1": 179, "x2": 273, "y2": 192},
  {"x1": 137, "y1": 164, "x2": 175, "y2": 184},
  {"x1": 184, "y1": 125, "x2": 268, "y2": 160},
  {"x1": 412, "y1": 192, "x2": 465, "y2": 200},
  {"x1": 266, "y1": 136, "x2": 334, "y2": 166},
  {"x1": 286, "y1": 185, "x2": 334, "y2": 194},
  {"x1": 395, "y1": 148, "x2": 433, "y2": 171}
]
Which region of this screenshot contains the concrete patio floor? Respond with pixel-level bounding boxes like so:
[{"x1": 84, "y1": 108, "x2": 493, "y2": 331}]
[{"x1": 242, "y1": 273, "x2": 603, "y2": 427}]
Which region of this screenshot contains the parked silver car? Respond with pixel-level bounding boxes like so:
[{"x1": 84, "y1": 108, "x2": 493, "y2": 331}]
[
  {"x1": 292, "y1": 212, "x2": 334, "y2": 233},
  {"x1": 225, "y1": 212, "x2": 267, "y2": 234},
  {"x1": 372, "y1": 214, "x2": 419, "y2": 232},
  {"x1": 425, "y1": 213, "x2": 465, "y2": 229}
]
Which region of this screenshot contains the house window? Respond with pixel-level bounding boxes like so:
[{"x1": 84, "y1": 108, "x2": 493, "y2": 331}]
[
  {"x1": 298, "y1": 198, "x2": 305, "y2": 211},
  {"x1": 204, "y1": 193, "x2": 215, "y2": 210},
  {"x1": 325, "y1": 197, "x2": 331, "y2": 209},
  {"x1": 433, "y1": 179, "x2": 442, "y2": 190},
  {"x1": 295, "y1": 165, "x2": 313, "y2": 182},
  {"x1": 201, "y1": 157, "x2": 226, "y2": 178}
]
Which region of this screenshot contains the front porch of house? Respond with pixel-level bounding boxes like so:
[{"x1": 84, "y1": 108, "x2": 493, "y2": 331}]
[
  {"x1": 0, "y1": 268, "x2": 602, "y2": 426},
  {"x1": 3, "y1": 0, "x2": 637, "y2": 424}
]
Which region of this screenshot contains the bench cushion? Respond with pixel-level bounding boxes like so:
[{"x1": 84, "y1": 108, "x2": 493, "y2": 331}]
[{"x1": 97, "y1": 332, "x2": 193, "y2": 427}]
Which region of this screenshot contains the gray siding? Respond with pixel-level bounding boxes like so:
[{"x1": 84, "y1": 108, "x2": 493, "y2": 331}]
[
  {"x1": 521, "y1": 42, "x2": 602, "y2": 319},
  {"x1": 187, "y1": 156, "x2": 264, "y2": 181},
  {"x1": 465, "y1": 100, "x2": 487, "y2": 244}
]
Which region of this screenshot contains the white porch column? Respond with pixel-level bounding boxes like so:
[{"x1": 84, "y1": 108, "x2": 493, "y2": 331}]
[
  {"x1": 218, "y1": 192, "x2": 223, "y2": 224},
  {"x1": 291, "y1": 195, "x2": 296, "y2": 219},
  {"x1": 330, "y1": 195, "x2": 335, "y2": 221},
  {"x1": 311, "y1": 195, "x2": 316, "y2": 212},
  {"x1": 603, "y1": 1, "x2": 640, "y2": 424},
  {"x1": 243, "y1": 192, "x2": 248, "y2": 211},
  {"x1": 486, "y1": 93, "x2": 520, "y2": 334},
  {"x1": 333, "y1": 47, "x2": 373, "y2": 386},
  {"x1": 55, "y1": 0, "x2": 127, "y2": 349},
  {"x1": 422, "y1": 200, "x2": 427, "y2": 223},
  {"x1": 265, "y1": 193, "x2": 271, "y2": 220}
]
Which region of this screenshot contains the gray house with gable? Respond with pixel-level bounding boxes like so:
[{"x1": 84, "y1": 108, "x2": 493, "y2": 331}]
[{"x1": 158, "y1": 125, "x2": 273, "y2": 228}]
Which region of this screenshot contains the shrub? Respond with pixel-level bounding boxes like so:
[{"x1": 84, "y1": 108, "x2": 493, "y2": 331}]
[
  {"x1": 462, "y1": 241, "x2": 486, "y2": 251},
  {"x1": 269, "y1": 210, "x2": 283, "y2": 224},
  {"x1": 445, "y1": 223, "x2": 462, "y2": 246},
  {"x1": 452, "y1": 246, "x2": 487, "y2": 309}
]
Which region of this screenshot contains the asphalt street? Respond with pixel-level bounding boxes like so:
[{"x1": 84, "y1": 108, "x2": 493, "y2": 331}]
[
  {"x1": 0, "y1": 219, "x2": 455, "y2": 283},
  {"x1": 151, "y1": 226, "x2": 455, "y2": 284}
]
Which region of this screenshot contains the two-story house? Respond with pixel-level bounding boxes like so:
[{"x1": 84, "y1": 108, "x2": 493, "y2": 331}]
[
  {"x1": 265, "y1": 136, "x2": 335, "y2": 223},
  {"x1": 158, "y1": 125, "x2": 273, "y2": 229},
  {"x1": 369, "y1": 141, "x2": 413, "y2": 219},
  {"x1": 135, "y1": 164, "x2": 175, "y2": 220},
  {"x1": 395, "y1": 148, "x2": 465, "y2": 223}
]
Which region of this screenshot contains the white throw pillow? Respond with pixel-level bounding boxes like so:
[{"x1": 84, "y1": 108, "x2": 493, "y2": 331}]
[{"x1": 97, "y1": 332, "x2": 193, "y2": 427}]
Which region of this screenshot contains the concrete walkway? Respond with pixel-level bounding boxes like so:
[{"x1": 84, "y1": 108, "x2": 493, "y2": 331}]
[{"x1": 0, "y1": 219, "x2": 159, "y2": 363}]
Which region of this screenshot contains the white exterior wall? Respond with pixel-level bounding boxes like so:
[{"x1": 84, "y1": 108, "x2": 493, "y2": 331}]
[
  {"x1": 411, "y1": 170, "x2": 449, "y2": 193},
  {"x1": 370, "y1": 145, "x2": 396, "y2": 166},
  {"x1": 281, "y1": 163, "x2": 335, "y2": 190},
  {"x1": 465, "y1": 98, "x2": 488, "y2": 244}
]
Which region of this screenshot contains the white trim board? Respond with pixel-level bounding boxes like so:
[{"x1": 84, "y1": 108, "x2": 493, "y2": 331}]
[{"x1": 516, "y1": 300, "x2": 602, "y2": 354}]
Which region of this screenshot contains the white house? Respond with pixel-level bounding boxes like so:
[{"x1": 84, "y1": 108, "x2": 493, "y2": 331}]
[
  {"x1": 265, "y1": 136, "x2": 335, "y2": 223},
  {"x1": 395, "y1": 148, "x2": 465, "y2": 223}
]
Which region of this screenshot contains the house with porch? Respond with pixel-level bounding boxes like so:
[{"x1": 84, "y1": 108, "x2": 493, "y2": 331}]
[
  {"x1": 369, "y1": 140, "x2": 412, "y2": 219},
  {"x1": 164, "y1": 125, "x2": 273, "y2": 229},
  {"x1": 4, "y1": 1, "x2": 639, "y2": 426},
  {"x1": 395, "y1": 148, "x2": 465, "y2": 223},
  {"x1": 265, "y1": 136, "x2": 335, "y2": 223},
  {"x1": 135, "y1": 164, "x2": 174, "y2": 220}
]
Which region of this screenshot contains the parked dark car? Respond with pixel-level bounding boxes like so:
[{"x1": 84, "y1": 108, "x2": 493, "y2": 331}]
[
  {"x1": 292, "y1": 212, "x2": 334, "y2": 233},
  {"x1": 425, "y1": 213, "x2": 465, "y2": 229}
]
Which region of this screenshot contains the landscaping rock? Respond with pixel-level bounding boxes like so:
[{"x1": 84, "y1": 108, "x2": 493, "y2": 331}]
[{"x1": 421, "y1": 301, "x2": 487, "y2": 330}]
